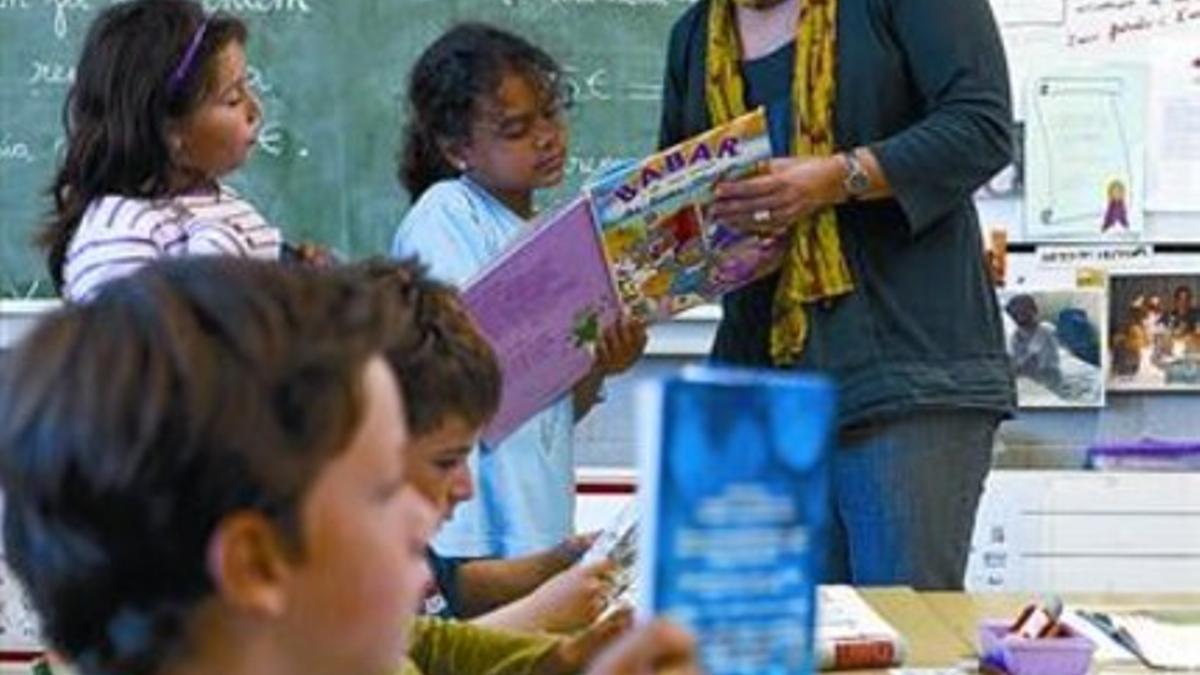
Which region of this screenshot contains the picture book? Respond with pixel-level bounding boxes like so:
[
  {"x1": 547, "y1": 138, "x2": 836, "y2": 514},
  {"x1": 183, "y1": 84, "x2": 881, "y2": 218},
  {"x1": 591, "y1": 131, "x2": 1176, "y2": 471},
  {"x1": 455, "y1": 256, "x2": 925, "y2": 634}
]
[
  {"x1": 635, "y1": 365, "x2": 836, "y2": 675},
  {"x1": 587, "y1": 108, "x2": 782, "y2": 321},
  {"x1": 581, "y1": 498, "x2": 638, "y2": 568},
  {"x1": 580, "y1": 499, "x2": 639, "y2": 618},
  {"x1": 461, "y1": 111, "x2": 783, "y2": 445},
  {"x1": 460, "y1": 197, "x2": 621, "y2": 446}
]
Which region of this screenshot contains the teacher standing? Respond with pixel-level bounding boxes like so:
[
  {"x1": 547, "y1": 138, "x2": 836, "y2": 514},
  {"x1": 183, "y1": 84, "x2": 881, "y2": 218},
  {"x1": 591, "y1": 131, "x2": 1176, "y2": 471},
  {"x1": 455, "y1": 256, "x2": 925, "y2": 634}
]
[{"x1": 660, "y1": 0, "x2": 1016, "y2": 589}]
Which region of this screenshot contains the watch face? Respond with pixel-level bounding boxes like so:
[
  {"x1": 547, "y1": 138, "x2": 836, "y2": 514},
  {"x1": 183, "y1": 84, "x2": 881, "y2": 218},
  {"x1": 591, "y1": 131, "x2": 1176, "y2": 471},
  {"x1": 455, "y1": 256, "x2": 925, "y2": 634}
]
[
  {"x1": 842, "y1": 153, "x2": 870, "y2": 196},
  {"x1": 847, "y1": 171, "x2": 870, "y2": 193}
]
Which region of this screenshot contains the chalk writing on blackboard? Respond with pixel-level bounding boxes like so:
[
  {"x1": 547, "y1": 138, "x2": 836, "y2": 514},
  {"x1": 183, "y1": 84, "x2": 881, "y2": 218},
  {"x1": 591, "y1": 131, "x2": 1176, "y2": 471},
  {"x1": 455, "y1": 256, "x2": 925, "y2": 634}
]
[
  {"x1": 247, "y1": 65, "x2": 274, "y2": 96},
  {"x1": 563, "y1": 65, "x2": 663, "y2": 104},
  {"x1": 626, "y1": 81, "x2": 662, "y2": 101},
  {"x1": 256, "y1": 122, "x2": 287, "y2": 157},
  {"x1": 564, "y1": 65, "x2": 612, "y2": 103},
  {"x1": 28, "y1": 60, "x2": 75, "y2": 87},
  {"x1": 0, "y1": 134, "x2": 36, "y2": 164},
  {"x1": 45, "y1": 0, "x2": 90, "y2": 40},
  {"x1": 565, "y1": 153, "x2": 631, "y2": 180}
]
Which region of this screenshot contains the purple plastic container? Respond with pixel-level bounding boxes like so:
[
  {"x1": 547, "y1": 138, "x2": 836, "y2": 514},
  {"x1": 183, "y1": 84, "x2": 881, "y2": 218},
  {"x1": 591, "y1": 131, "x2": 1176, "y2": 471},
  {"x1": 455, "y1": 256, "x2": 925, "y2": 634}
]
[{"x1": 978, "y1": 620, "x2": 1095, "y2": 675}]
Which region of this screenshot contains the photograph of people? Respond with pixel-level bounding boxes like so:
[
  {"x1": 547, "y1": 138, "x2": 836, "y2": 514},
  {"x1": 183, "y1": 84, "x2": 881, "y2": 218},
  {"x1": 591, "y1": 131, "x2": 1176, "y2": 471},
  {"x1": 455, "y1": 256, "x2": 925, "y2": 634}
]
[
  {"x1": 1001, "y1": 289, "x2": 1105, "y2": 408},
  {"x1": 1109, "y1": 274, "x2": 1200, "y2": 390}
]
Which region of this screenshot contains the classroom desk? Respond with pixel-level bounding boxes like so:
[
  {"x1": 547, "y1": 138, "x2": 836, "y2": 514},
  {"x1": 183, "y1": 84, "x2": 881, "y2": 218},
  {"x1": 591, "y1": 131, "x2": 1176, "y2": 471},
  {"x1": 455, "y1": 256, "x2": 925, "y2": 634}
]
[
  {"x1": 858, "y1": 587, "x2": 974, "y2": 671},
  {"x1": 867, "y1": 590, "x2": 1200, "y2": 674},
  {"x1": 2, "y1": 590, "x2": 1194, "y2": 674},
  {"x1": 923, "y1": 591, "x2": 1200, "y2": 655}
]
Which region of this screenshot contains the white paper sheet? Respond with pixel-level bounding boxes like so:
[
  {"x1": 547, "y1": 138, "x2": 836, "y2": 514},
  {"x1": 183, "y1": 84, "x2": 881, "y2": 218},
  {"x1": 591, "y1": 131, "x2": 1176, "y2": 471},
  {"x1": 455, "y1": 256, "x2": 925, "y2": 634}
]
[
  {"x1": 1147, "y1": 38, "x2": 1200, "y2": 212},
  {"x1": 1024, "y1": 65, "x2": 1148, "y2": 241}
]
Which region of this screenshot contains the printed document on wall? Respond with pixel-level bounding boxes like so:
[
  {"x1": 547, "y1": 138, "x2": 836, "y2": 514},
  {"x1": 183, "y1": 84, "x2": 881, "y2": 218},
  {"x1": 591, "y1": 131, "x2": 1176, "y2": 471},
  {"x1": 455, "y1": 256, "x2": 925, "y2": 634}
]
[
  {"x1": 1024, "y1": 65, "x2": 1147, "y2": 241},
  {"x1": 1147, "y1": 39, "x2": 1200, "y2": 212}
]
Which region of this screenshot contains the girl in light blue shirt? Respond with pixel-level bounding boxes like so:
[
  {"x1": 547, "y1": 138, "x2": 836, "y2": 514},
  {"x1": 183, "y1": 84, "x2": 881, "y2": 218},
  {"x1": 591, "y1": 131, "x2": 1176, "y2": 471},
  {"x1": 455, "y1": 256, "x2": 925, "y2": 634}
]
[{"x1": 393, "y1": 23, "x2": 646, "y2": 558}]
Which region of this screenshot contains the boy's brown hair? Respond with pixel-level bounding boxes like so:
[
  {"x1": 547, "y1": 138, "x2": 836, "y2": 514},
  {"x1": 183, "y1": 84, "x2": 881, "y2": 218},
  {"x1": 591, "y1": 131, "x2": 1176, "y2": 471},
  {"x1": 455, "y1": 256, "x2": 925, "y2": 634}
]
[
  {"x1": 0, "y1": 258, "x2": 404, "y2": 675},
  {"x1": 342, "y1": 258, "x2": 502, "y2": 437}
]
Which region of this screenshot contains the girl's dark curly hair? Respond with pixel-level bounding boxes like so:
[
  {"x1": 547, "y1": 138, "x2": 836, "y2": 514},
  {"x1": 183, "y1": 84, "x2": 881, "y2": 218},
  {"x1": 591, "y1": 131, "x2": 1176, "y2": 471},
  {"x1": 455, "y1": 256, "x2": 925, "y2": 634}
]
[{"x1": 399, "y1": 22, "x2": 566, "y2": 201}]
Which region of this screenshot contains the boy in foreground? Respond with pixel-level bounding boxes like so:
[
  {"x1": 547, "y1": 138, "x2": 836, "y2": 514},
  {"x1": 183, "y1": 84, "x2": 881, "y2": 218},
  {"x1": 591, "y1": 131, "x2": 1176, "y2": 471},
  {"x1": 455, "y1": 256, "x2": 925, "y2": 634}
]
[{"x1": 0, "y1": 258, "x2": 693, "y2": 675}]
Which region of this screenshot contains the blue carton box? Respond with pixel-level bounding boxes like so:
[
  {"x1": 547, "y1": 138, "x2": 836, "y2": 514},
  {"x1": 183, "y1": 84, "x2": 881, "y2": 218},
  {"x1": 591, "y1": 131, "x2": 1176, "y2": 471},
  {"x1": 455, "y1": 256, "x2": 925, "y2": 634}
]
[{"x1": 636, "y1": 365, "x2": 836, "y2": 675}]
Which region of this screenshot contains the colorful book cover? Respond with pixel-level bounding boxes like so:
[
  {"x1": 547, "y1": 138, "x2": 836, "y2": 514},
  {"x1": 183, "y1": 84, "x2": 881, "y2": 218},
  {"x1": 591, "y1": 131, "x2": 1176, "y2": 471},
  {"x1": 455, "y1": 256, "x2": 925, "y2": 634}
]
[
  {"x1": 461, "y1": 197, "x2": 621, "y2": 446},
  {"x1": 636, "y1": 365, "x2": 836, "y2": 675},
  {"x1": 587, "y1": 108, "x2": 782, "y2": 321}
]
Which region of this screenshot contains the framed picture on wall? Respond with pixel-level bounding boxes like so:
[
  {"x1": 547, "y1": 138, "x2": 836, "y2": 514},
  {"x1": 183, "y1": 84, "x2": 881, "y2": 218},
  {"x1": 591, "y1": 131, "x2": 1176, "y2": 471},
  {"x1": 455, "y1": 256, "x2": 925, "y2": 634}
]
[
  {"x1": 1022, "y1": 65, "x2": 1147, "y2": 242},
  {"x1": 1107, "y1": 272, "x2": 1200, "y2": 392},
  {"x1": 1000, "y1": 288, "x2": 1107, "y2": 408}
]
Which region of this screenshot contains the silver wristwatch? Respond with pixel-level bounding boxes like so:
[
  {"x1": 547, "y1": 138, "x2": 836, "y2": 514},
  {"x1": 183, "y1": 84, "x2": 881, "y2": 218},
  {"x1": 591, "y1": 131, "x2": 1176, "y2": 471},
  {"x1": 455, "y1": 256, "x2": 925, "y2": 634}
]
[{"x1": 841, "y1": 150, "x2": 870, "y2": 201}]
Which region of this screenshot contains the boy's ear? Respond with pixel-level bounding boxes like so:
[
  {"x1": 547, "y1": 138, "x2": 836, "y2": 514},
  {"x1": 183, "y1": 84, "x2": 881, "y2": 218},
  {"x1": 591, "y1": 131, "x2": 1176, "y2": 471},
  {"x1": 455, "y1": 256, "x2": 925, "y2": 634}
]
[{"x1": 206, "y1": 512, "x2": 295, "y2": 617}]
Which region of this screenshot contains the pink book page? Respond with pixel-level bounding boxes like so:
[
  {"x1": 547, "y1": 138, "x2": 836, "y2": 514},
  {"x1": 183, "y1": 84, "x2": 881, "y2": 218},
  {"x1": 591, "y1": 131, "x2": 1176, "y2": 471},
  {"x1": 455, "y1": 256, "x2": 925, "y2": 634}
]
[{"x1": 462, "y1": 197, "x2": 620, "y2": 445}]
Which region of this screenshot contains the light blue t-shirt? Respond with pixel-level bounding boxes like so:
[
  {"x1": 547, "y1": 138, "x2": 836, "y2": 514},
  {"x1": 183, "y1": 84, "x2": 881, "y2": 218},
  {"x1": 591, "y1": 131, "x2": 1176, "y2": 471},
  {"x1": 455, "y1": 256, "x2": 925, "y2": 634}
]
[{"x1": 392, "y1": 177, "x2": 576, "y2": 558}]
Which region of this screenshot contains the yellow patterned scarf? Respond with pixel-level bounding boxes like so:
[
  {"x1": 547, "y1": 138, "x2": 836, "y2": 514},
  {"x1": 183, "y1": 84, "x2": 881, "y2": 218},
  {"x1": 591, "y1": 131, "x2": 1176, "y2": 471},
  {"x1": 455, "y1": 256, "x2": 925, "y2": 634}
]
[{"x1": 706, "y1": 0, "x2": 854, "y2": 365}]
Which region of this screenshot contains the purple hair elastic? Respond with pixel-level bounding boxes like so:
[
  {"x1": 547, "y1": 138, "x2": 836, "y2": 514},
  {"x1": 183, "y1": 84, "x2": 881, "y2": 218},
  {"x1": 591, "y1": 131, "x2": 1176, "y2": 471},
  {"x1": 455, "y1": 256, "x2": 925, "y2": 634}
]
[{"x1": 167, "y1": 18, "x2": 210, "y2": 96}]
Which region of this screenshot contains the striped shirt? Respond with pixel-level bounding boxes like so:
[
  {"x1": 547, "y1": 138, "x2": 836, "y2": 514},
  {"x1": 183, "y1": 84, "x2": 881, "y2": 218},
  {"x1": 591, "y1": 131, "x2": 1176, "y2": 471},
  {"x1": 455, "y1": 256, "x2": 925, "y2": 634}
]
[{"x1": 62, "y1": 186, "x2": 282, "y2": 302}]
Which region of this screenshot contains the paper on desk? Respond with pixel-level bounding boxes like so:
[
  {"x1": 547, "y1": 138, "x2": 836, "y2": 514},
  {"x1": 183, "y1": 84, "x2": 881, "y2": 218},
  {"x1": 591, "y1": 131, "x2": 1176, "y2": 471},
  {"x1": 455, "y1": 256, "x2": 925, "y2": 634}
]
[
  {"x1": 1061, "y1": 610, "x2": 1139, "y2": 665},
  {"x1": 1107, "y1": 610, "x2": 1200, "y2": 670},
  {"x1": 818, "y1": 585, "x2": 902, "y2": 641},
  {"x1": 1065, "y1": 607, "x2": 1200, "y2": 670}
]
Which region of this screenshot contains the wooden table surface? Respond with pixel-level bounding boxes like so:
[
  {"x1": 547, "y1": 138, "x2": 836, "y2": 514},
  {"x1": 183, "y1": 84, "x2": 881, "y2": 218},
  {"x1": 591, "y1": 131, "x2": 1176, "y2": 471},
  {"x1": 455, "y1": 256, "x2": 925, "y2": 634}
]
[
  {"x1": 920, "y1": 591, "x2": 1200, "y2": 674},
  {"x1": 855, "y1": 587, "x2": 975, "y2": 673}
]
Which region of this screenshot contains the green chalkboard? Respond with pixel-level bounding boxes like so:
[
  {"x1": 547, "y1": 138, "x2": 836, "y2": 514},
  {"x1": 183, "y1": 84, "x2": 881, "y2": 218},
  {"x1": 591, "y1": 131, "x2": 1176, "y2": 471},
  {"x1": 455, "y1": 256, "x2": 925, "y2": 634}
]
[{"x1": 0, "y1": 0, "x2": 692, "y2": 297}]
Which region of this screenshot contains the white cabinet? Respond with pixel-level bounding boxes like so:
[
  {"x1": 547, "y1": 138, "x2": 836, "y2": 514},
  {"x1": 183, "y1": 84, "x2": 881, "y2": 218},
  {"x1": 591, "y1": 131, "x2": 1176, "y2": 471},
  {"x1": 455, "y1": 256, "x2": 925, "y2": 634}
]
[
  {"x1": 576, "y1": 469, "x2": 1200, "y2": 593},
  {"x1": 966, "y1": 471, "x2": 1200, "y2": 592}
]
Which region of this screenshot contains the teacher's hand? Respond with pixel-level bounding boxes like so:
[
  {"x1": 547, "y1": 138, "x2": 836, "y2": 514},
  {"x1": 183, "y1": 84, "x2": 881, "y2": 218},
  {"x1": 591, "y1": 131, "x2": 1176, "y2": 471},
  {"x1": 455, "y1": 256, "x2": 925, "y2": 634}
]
[{"x1": 710, "y1": 156, "x2": 845, "y2": 235}]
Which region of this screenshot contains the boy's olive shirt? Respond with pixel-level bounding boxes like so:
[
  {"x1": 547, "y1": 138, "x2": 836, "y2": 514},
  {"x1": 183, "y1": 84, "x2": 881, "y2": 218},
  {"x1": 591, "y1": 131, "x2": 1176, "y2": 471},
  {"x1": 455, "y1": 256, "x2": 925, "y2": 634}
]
[{"x1": 398, "y1": 617, "x2": 561, "y2": 675}]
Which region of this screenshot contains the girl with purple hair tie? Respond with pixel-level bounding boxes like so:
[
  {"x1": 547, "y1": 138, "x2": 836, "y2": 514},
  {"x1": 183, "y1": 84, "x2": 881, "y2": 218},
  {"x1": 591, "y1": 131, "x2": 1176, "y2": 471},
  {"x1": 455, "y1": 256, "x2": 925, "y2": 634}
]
[{"x1": 38, "y1": 0, "x2": 318, "y2": 302}]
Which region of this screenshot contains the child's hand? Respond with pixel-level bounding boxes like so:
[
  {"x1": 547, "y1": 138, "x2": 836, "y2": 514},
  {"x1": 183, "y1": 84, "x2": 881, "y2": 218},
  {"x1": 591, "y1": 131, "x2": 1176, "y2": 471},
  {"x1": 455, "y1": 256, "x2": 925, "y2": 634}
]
[
  {"x1": 554, "y1": 531, "x2": 601, "y2": 564},
  {"x1": 284, "y1": 241, "x2": 337, "y2": 268},
  {"x1": 583, "y1": 619, "x2": 698, "y2": 675},
  {"x1": 596, "y1": 317, "x2": 648, "y2": 376},
  {"x1": 525, "y1": 558, "x2": 618, "y2": 634},
  {"x1": 536, "y1": 606, "x2": 634, "y2": 675}
]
